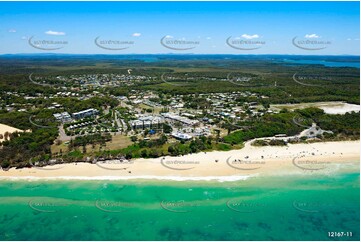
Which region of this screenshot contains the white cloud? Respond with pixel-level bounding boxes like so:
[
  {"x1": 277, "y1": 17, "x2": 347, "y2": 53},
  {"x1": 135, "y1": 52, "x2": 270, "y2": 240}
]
[
  {"x1": 165, "y1": 35, "x2": 173, "y2": 38},
  {"x1": 21, "y1": 36, "x2": 28, "y2": 40},
  {"x1": 132, "y1": 33, "x2": 141, "y2": 37},
  {"x1": 347, "y1": 38, "x2": 352, "y2": 41},
  {"x1": 241, "y1": 34, "x2": 259, "y2": 39},
  {"x1": 305, "y1": 34, "x2": 320, "y2": 39},
  {"x1": 8, "y1": 29, "x2": 16, "y2": 33},
  {"x1": 45, "y1": 30, "x2": 66, "y2": 36},
  {"x1": 206, "y1": 37, "x2": 212, "y2": 40}
]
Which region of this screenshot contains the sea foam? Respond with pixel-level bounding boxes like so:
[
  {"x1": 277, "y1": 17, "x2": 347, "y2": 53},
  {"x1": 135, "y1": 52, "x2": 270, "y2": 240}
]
[{"x1": 0, "y1": 175, "x2": 254, "y2": 182}]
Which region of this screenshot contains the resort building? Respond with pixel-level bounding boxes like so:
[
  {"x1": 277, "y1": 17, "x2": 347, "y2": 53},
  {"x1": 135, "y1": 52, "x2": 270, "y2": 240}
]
[
  {"x1": 171, "y1": 132, "x2": 192, "y2": 140},
  {"x1": 161, "y1": 113, "x2": 199, "y2": 126},
  {"x1": 53, "y1": 112, "x2": 72, "y2": 123},
  {"x1": 72, "y1": 108, "x2": 99, "y2": 120},
  {"x1": 129, "y1": 116, "x2": 164, "y2": 130}
]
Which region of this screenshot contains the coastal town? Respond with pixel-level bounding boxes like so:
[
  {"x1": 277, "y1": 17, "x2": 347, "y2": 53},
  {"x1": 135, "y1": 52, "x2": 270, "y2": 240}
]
[
  {"x1": 1, "y1": 69, "x2": 359, "y2": 168},
  {"x1": 0, "y1": 0, "x2": 360, "y2": 241}
]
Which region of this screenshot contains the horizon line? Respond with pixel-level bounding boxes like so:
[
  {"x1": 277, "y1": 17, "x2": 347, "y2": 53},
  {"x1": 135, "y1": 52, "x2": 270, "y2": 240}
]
[{"x1": 1, "y1": 53, "x2": 360, "y2": 57}]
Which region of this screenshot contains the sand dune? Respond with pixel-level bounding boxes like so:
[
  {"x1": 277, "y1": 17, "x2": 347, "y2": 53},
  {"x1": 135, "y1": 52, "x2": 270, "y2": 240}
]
[{"x1": 0, "y1": 123, "x2": 24, "y2": 142}]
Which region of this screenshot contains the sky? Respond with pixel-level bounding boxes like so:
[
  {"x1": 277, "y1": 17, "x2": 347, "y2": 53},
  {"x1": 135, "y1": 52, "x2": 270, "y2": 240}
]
[{"x1": 0, "y1": 1, "x2": 359, "y2": 55}]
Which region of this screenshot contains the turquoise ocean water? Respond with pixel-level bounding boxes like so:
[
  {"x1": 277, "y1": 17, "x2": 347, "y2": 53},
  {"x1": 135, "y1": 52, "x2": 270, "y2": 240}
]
[{"x1": 0, "y1": 171, "x2": 359, "y2": 241}]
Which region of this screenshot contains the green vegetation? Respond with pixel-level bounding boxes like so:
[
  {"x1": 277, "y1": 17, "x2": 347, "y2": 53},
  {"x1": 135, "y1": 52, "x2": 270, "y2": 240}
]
[
  {"x1": 223, "y1": 108, "x2": 359, "y2": 145},
  {"x1": 69, "y1": 133, "x2": 112, "y2": 149},
  {"x1": 0, "y1": 55, "x2": 359, "y2": 168}
]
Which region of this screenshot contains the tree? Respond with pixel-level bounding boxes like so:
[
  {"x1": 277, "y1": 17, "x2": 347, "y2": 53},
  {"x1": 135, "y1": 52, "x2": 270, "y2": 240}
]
[
  {"x1": 214, "y1": 129, "x2": 221, "y2": 143},
  {"x1": 163, "y1": 123, "x2": 173, "y2": 134},
  {"x1": 4, "y1": 132, "x2": 10, "y2": 141},
  {"x1": 141, "y1": 149, "x2": 148, "y2": 158},
  {"x1": 130, "y1": 136, "x2": 138, "y2": 142}
]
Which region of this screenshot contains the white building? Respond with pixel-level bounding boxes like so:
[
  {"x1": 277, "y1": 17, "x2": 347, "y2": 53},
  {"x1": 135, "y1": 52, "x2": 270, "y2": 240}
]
[
  {"x1": 72, "y1": 108, "x2": 99, "y2": 119},
  {"x1": 161, "y1": 113, "x2": 199, "y2": 126},
  {"x1": 53, "y1": 112, "x2": 72, "y2": 123},
  {"x1": 171, "y1": 132, "x2": 192, "y2": 140},
  {"x1": 130, "y1": 116, "x2": 164, "y2": 130}
]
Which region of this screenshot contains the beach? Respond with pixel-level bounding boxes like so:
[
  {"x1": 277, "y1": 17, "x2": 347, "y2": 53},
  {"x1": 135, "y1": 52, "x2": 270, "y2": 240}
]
[{"x1": 1, "y1": 140, "x2": 359, "y2": 181}]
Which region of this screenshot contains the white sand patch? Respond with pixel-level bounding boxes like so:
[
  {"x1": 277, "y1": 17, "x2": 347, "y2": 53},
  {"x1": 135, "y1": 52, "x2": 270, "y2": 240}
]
[
  {"x1": 319, "y1": 103, "x2": 360, "y2": 114},
  {"x1": 0, "y1": 123, "x2": 24, "y2": 142},
  {"x1": 271, "y1": 101, "x2": 360, "y2": 114}
]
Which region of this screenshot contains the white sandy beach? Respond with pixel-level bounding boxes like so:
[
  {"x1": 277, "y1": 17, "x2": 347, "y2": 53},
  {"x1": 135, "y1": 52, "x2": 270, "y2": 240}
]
[{"x1": 0, "y1": 140, "x2": 359, "y2": 181}]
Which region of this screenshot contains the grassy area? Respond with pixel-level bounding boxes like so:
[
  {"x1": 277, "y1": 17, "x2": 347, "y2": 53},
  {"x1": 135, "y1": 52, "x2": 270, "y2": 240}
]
[
  {"x1": 105, "y1": 134, "x2": 132, "y2": 150},
  {"x1": 138, "y1": 103, "x2": 163, "y2": 114},
  {"x1": 51, "y1": 134, "x2": 132, "y2": 155}
]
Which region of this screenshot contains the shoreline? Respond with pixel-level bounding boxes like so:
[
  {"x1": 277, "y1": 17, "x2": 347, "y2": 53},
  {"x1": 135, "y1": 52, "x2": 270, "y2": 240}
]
[{"x1": 0, "y1": 140, "x2": 359, "y2": 181}]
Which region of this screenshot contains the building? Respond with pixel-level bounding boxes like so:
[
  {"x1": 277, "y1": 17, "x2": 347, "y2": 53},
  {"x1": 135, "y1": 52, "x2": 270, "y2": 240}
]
[
  {"x1": 161, "y1": 113, "x2": 199, "y2": 126},
  {"x1": 72, "y1": 108, "x2": 99, "y2": 120},
  {"x1": 53, "y1": 112, "x2": 72, "y2": 123},
  {"x1": 129, "y1": 116, "x2": 164, "y2": 130},
  {"x1": 171, "y1": 132, "x2": 192, "y2": 140}
]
